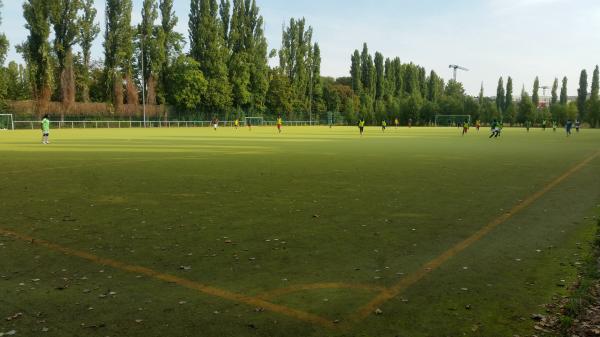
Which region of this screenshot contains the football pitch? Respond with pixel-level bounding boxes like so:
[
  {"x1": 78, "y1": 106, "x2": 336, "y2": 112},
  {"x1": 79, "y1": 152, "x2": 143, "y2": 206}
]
[{"x1": 1, "y1": 126, "x2": 599, "y2": 337}]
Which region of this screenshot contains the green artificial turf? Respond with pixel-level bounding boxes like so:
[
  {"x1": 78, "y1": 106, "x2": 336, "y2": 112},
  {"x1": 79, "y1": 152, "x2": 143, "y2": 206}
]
[{"x1": 1, "y1": 126, "x2": 599, "y2": 337}]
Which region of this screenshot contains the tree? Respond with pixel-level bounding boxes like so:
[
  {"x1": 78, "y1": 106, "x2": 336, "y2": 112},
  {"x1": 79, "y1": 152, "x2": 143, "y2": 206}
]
[
  {"x1": 478, "y1": 82, "x2": 484, "y2": 106},
  {"x1": 266, "y1": 72, "x2": 293, "y2": 115},
  {"x1": 77, "y1": 0, "x2": 100, "y2": 102},
  {"x1": 278, "y1": 18, "x2": 315, "y2": 116},
  {"x1": 577, "y1": 69, "x2": 588, "y2": 120},
  {"x1": 505, "y1": 77, "x2": 513, "y2": 112},
  {"x1": 138, "y1": 0, "x2": 159, "y2": 104},
  {"x1": 166, "y1": 55, "x2": 207, "y2": 112},
  {"x1": 0, "y1": 0, "x2": 9, "y2": 102},
  {"x1": 374, "y1": 52, "x2": 384, "y2": 100},
  {"x1": 551, "y1": 78, "x2": 558, "y2": 105},
  {"x1": 496, "y1": 77, "x2": 505, "y2": 113},
  {"x1": 5, "y1": 62, "x2": 32, "y2": 100},
  {"x1": 158, "y1": 0, "x2": 184, "y2": 104},
  {"x1": 350, "y1": 50, "x2": 361, "y2": 94},
  {"x1": 49, "y1": 0, "x2": 81, "y2": 109},
  {"x1": 518, "y1": 88, "x2": 535, "y2": 124},
  {"x1": 310, "y1": 43, "x2": 324, "y2": 114},
  {"x1": 189, "y1": 0, "x2": 232, "y2": 115},
  {"x1": 532, "y1": 76, "x2": 540, "y2": 108},
  {"x1": 103, "y1": 0, "x2": 134, "y2": 109},
  {"x1": 560, "y1": 77, "x2": 568, "y2": 105},
  {"x1": 247, "y1": 0, "x2": 269, "y2": 115},
  {"x1": 591, "y1": 66, "x2": 599, "y2": 102},
  {"x1": 21, "y1": 0, "x2": 53, "y2": 109},
  {"x1": 427, "y1": 70, "x2": 441, "y2": 102},
  {"x1": 587, "y1": 65, "x2": 600, "y2": 128}
]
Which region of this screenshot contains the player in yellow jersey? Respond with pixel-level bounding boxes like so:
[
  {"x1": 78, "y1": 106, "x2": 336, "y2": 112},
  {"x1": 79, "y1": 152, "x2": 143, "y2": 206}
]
[
  {"x1": 234, "y1": 118, "x2": 240, "y2": 129},
  {"x1": 358, "y1": 119, "x2": 365, "y2": 136},
  {"x1": 276, "y1": 116, "x2": 283, "y2": 133}
]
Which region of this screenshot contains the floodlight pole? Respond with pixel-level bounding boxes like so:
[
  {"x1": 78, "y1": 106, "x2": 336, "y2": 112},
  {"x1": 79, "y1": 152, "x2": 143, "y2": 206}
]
[{"x1": 141, "y1": 37, "x2": 146, "y2": 128}]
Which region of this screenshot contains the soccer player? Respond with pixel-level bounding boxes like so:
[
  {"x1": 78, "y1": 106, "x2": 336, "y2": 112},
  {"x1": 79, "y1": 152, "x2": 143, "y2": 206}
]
[
  {"x1": 234, "y1": 118, "x2": 240, "y2": 129},
  {"x1": 566, "y1": 119, "x2": 573, "y2": 136},
  {"x1": 408, "y1": 118, "x2": 413, "y2": 128},
  {"x1": 358, "y1": 118, "x2": 365, "y2": 136},
  {"x1": 247, "y1": 119, "x2": 252, "y2": 131},
  {"x1": 552, "y1": 121, "x2": 557, "y2": 132},
  {"x1": 212, "y1": 116, "x2": 219, "y2": 131},
  {"x1": 41, "y1": 114, "x2": 50, "y2": 144},
  {"x1": 462, "y1": 120, "x2": 469, "y2": 136},
  {"x1": 575, "y1": 119, "x2": 581, "y2": 133},
  {"x1": 277, "y1": 116, "x2": 283, "y2": 133},
  {"x1": 475, "y1": 120, "x2": 481, "y2": 131},
  {"x1": 542, "y1": 119, "x2": 547, "y2": 131},
  {"x1": 381, "y1": 120, "x2": 387, "y2": 132},
  {"x1": 525, "y1": 120, "x2": 531, "y2": 132},
  {"x1": 394, "y1": 118, "x2": 400, "y2": 129}
]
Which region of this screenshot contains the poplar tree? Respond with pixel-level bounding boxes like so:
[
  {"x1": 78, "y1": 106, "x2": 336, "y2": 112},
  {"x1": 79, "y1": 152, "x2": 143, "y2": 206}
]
[
  {"x1": 138, "y1": 0, "x2": 159, "y2": 104},
  {"x1": 158, "y1": 0, "x2": 184, "y2": 103},
  {"x1": 0, "y1": 0, "x2": 9, "y2": 101},
  {"x1": 560, "y1": 77, "x2": 568, "y2": 105},
  {"x1": 189, "y1": 0, "x2": 232, "y2": 114},
  {"x1": 350, "y1": 50, "x2": 361, "y2": 94},
  {"x1": 577, "y1": 69, "x2": 588, "y2": 120},
  {"x1": 505, "y1": 76, "x2": 513, "y2": 112},
  {"x1": 49, "y1": 0, "x2": 81, "y2": 108},
  {"x1": 374, "y1": 52, "x2": 384, "y2": 100},
  {"x1": 532, "y1": 76, "x2": 540, "y2": 108},
  {"x1": 551, "y1": 78, "x2": 558, "y2": 105},
  {"x1": 77, "y1": 0, "x2": 100, "y2": 102},
  {"x1": 496, "y1": 77, "x2": 505, "y2": 113},
  {"x1": 103, "y1": 0, "x2": 134, "y2": 108},
  {"x1": 21, "y1": 0, "x2": 53, "y2": 106}
]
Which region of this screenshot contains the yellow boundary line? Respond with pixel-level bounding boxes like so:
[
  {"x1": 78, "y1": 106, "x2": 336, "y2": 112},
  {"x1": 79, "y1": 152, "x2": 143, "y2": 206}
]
[
  {"x1": 346, "y1": 151, "x2": 600, "y2": 325},
  {"x1": 0, "y1": 229, "x2": 338, "y2": 330},
  {"x1": 1, "y1": 151, "x2": 597, "y2": 331}
]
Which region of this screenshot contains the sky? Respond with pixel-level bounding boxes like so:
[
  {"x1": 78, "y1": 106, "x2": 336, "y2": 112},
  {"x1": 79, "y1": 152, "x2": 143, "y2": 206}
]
[{"x1": 2, "y1": 0, "x2": 600, "y2": 96}]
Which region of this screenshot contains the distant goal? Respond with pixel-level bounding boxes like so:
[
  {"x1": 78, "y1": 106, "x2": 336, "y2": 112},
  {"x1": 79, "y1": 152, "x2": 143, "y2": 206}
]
[
  {"x1": 0, "y1": 114, "x2": 14, "y2": 130},
  {"x1": 434, "y1": 115, "x2": 471, "y2": 127},
  {"x1": 244, "y1": 117, "x2": 264, "y2": 126}
]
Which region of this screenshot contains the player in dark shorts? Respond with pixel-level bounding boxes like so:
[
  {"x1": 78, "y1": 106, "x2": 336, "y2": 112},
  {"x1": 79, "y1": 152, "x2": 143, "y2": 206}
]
[
  {"x1": 358, "y1": 119, "x2": 365, "y2": 136},
  {"x1": 566, "y1": 120, "x2": 573, "y2": 136}
]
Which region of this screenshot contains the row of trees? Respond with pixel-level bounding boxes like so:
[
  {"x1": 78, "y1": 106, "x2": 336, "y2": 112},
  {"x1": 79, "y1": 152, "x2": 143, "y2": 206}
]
[
  {"x1": 0, "y1": 0, "x2": 598, "y2": 126},
  {"x1": 494, "y1": 66, "x2": 600, "y2": 127},
  {"x1": 0, "y1": 0, "x2": 324, "y2": 119}
]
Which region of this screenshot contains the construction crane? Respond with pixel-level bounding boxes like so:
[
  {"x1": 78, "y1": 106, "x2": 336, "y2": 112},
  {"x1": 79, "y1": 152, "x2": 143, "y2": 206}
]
[
  {"x1": 449, "y1": 65, "x2": 469, "y2": 81},
  {"x1": 540, "y1": 86, "x2": 550, "y2": 97}
]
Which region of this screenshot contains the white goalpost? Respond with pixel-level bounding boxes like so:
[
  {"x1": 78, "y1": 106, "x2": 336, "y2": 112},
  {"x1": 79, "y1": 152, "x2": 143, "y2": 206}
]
[
  {"x1": 244, "y1": 117, "x2": 264, "y2": 126},
  {"x1": 0, "y1": 114, "x2": 14, "y2": 130},
  {"x1": 434, "y1": 115, "x2": 471, "y2": 127}
]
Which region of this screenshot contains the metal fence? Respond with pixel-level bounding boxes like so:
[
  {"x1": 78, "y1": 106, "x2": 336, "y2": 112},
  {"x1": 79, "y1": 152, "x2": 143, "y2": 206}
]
[{"x1": 13, "y1": 120, "x2": 322, "y2": 130}]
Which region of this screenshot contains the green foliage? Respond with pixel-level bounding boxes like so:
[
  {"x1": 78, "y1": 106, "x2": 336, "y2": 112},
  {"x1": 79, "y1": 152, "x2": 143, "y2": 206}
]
[
  {"x1": 517, "y1": 89, "x2": 535, "y2": 124},
  {"x1": 166, "y1": 55, "x2": 207, "y2": 112},
  {"x1": 266, "y1": 72, "x2": 292, "y2": 115},
  {"x1": 560, "y1": 77, "x2": 568, "y2": 105},
  {"x1": 551, "y1": 78, "x2": 559, "y2": 105},
  {"x1": 189, "y1": 0, "x2": 232, "y2": 113},
  {"x1": 103, "y1": 0, "x2": 134, "y2": 103},
  {"x1": 505, "y1": 77, "x2": 513, "y2": 112},
  {"x1": 532, "y1": 76, "x2": 540, "y2": 108},
  {"x1": 496, "y1": 77, "x2": 505, "y2": 113},
  {"x1": 77, "y1": 0, "x2": 100, "y2": 102},
  {"x1": 21, "y1": 0, "x2": 53, "y2": 101},
  {"x1": 577, "y1": 69, "x2": 588, "y2": 120},
  {"x1": 277, "y1": 17, "x2": 317, "y2": 118},
  {"x1": 5, "y1": 62, "x2": 32, "y2": 100}
]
